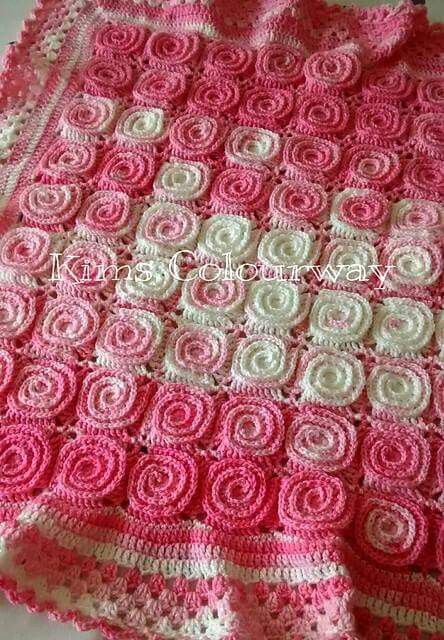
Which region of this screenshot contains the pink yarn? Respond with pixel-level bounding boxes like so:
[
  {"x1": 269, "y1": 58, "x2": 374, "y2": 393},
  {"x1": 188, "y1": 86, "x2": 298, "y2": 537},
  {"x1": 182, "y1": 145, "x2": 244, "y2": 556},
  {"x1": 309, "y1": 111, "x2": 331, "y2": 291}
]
[{"x1": 0, "y1": 0, "x2": 442, "y2": 638}]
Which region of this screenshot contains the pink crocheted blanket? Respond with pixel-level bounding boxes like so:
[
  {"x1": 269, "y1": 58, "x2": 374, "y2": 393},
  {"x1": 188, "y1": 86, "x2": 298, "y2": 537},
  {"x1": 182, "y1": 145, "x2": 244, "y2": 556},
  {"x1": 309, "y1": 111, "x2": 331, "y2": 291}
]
[{"x1": 0, "y1": 0, "x2": 442, "y2": 637}]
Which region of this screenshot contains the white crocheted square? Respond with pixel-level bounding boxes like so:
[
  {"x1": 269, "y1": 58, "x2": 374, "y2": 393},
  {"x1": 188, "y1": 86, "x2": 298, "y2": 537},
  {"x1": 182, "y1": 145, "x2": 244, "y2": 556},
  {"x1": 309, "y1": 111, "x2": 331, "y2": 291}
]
[
  {"x1": 371, "y1": 297, "x2": 434, "y2": 356},
  {"x1": 389, "y1": 198, "x2": 443, "y2": 238},
  {"x1": 299, "y1": 347, "x2": 365, "y2": 406},
  {"x1": 257, "y1": 228, "x2": 320, "y2": 275},
  {"x1": 308, "y1": 289, "x2": 373, "y2": 348},
  {"x1": 115, "y1": 106, "x2": 166, "y2": 147},
  {"x1": 244, "y1": 280, "x2": 310, "y2": 336},
  {"x1": 320, "y1": 238, "x2": 378, "y2": 284},
  {"x1": 116, "y1": 258, "x2": 180, "y2": 304},
  {"x1": 197, "y1": 214, "x2": 259, "y2": 265},
  {"x1": 153, "y1": 160, "x2": 211, "y2": 201},
  {"x1": 231, "y1": 334, "x2": 297, "y2": 392}
]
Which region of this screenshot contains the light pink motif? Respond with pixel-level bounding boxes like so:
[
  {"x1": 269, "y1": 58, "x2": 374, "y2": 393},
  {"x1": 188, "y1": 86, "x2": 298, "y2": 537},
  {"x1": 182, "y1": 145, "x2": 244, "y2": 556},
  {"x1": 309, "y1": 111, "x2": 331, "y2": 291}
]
[
  {"x1": 341, "y1": 144, "x2": 400, "y2": 188},
  {"x1": 0, "y1": 285, "x2": 36, "y2": 340},
  {"x1": 270, "y1": 180, "x2": 328, "y2": 226},
  {"x1": 286, "y1": 406, "x2": 356, "y2": 472},
  {"x1": 7, "y1": 360, "x2": 77, "y2": 419},
  {"x1": 218, "y1": 396, "x2": 284, "y2": 458},
  {"x1": 77, "y1": 369, "x2": 145, "y2": 430},
  {"x1": 355, "y1": 493, "x2": 428, "y2": 566},
  {"x1": 19, "y1": 183, "x2": 82, "y2": 230}
]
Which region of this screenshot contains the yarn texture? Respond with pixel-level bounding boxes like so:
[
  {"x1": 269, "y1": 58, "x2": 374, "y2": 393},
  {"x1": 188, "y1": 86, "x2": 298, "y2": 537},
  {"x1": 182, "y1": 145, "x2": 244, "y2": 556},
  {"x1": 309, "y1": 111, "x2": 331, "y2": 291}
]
[{"x1": 0, "y1": 0, "x2": 442, "y2": 638}]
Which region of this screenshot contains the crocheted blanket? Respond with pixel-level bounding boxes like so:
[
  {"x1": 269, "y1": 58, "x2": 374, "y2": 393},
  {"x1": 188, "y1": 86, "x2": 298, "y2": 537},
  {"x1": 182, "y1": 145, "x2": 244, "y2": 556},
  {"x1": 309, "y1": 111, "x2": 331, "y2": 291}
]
[{"x1": 0, "y1": 0, "x2": 442, "y2": 638}]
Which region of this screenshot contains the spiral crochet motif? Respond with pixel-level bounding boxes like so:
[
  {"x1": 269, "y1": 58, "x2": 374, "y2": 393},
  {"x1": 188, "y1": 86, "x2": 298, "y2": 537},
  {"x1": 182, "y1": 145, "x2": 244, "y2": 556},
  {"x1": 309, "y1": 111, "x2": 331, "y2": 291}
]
[
  {"x1": 136, "y1": 202, "x2": 199, "y2": 257},
  {"x1": 128, "y1": 447, "x2": 198, "y2": 518},
  {"x1": 37, "y1": 138, "x2": 97, "y2": 182},
  {"x1": 181, "y1": 267, "x2": 245, "y2": 325},
  {"x1": 203, "y1": 458, "x2": 269, "y2": 530},
  {"x1": 245, "y1": 280, "x2": 308, "y2": 334},
  {"x1": 355, "y1": 493, "x2": 428, "y2": 567},
  {"x1": 59, "y1": 95, "x2": 117, "y2": 141},
  {"x1": 0, "y1": 1, "x2": 443, "y2": 638},
  {"x1": 116, "y1": 257, "x2": 179, "y2": 304},
  {"x1": 0, "y1": 425, "x2": 51, "y2": 497},
  {"x1": 115, "y1": 107, "x2": 166, "y2": 147},
  {"x1": 95, "y1": 22, "x2": 146, "y2": 58},
  {"x1": 225, "y1": 126, "x2": 280, "y2": 168},
  {"x1": 188, "y1": 76, "x2": 240, "y2": 116},
  {"x1": 19, "y1": 182, "x2": 82, "y2": 229},
  {"x1": 143, "y1": 32, "x2": 200, "y2": 69},
  {"x1": 76, "y1": 190, "x2": 134, "y2": 241},
  {"x1": 278, "y1": 470, "x2": 352, "y2": 532},
  {"x1": 218, "y1": 396, "x2": 284, "y2": 457},
  {"x1": 0, "y1": 227, "x2": 53, "y2": 279},
  {"x1": 270, "y1": 179, "x2": 328, "y2": 226},
  {"x1": 56, "y1": 435, "x2": 126, "y2": 500},
  {"x1": 0, "y1": 285, "x2": 35, "y2": 339},
  {"x1": 362, "y1": 426, "x2": 430, "y2": 487},
  {"x1": 284, "y1": 134, "x2": 341, "y2": 183},
  {"x1": 147, "y1": 384, "x2": 214, "y2": 445},
  {"x1": 95, "y1": 308, "x2": 163, "y2": 370},
  {"x1": 83, "y1": 58, "x2": 133, "y2": 97},
  {"x1": 0, "y1": 349, "x2": 14, "y2": 396},
  {"x1": 304, "y1": 49, "x2": 361, "y2": 91},
  {"x1": 286, "y1": 406, "x2": 357, "y2": 472},
  {"x1": 77, "y1": 368, "x2": 144, "y2": 430},
  {"x1": 256, "y1": 43, "x2": 304, "y2": 86},
  {"x1": 34, "y1": 297, "x2": 99, "y2": 352},
  {"x1": 56, "y1": 240, "x2": 117, "y2": 295},
  {"x1": 133, "y1": 69, "x2": 187, "y2": 108},
  {"x1": 7, "y1": 360, "x2": 77, "y2": 419},
  {"x1": 171, "y1": 113, "x2": 223, "y2": 159}
]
